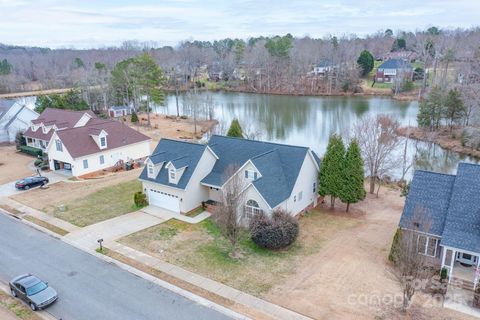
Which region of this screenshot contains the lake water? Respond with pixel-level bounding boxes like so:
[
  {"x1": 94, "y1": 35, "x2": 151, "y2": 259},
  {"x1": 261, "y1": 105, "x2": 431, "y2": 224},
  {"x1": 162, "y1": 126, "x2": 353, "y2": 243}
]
[{"x1": 155, "y1": 91, "x2": 479, "y2": 179}]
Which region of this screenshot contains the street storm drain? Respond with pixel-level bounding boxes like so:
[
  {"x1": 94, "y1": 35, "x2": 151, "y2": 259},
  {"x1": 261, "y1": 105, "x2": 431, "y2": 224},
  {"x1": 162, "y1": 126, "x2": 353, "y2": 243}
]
[{"x1": 67, "y1": 271, "x2": 78, "y2": 277}]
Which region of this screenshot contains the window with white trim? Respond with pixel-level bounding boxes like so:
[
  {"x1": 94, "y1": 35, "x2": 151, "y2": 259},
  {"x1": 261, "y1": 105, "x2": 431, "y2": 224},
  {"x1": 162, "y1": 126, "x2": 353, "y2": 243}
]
[
  {"x1": 83, "y1": 159, "x2": 89, "y2": 169},
  {"x1": 417, "y1": 234, "x2": 438, "y2": 257},
  {"x1": 169, "y1": 169, "x2": 176, "y2": 181},
  {"x1": 245, "y1": 199, "x2": 262, "y2": 218},
  {"x1": 244, "y1": 170, "x2": 257, "y2": 180},
  {"x1": 55, "y1": 139, "x2": 63, "y2": 152},
  {"x1": 148, "y1": 164, "x2": 154, "y2": 176},
  {"x1": 298, "y1": 191, "x2": 303, "y2": 201},
  {"x1": 99, "y1": 155, "x2": 105, "y2": 165},
  {"x1": 100, "y1": 136, "x2": 106, "y2": 147}
]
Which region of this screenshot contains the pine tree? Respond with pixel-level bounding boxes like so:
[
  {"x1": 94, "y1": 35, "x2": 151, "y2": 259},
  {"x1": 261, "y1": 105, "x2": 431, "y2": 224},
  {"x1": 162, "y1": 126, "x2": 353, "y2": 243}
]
[
  {"x1": 357, "y1": 50, "x2": 374, "y2": 76},
  {"x1": 339, "y1": 139, "x2": 366, "y2": 212},
  {"x1": 318, "y1": 134, "x2": 345, "y2": 208},
  {"x1": 131, "y1": 111, "x2": 138, "y2": 123},
  {"x1": 226, "y1": 119, "x2": 243, "y2": 138}
]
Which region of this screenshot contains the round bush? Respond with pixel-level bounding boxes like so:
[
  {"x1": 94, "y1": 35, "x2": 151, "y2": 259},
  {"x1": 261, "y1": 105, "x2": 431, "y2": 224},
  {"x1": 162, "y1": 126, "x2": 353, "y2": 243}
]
[{"x1": 250, "y1": 209, "x2": 299, "y2": 250}]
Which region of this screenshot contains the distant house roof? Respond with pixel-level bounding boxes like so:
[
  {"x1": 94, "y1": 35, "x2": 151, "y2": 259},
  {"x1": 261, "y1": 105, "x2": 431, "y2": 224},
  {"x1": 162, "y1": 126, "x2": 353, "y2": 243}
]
[
  {"x1": 399, "y1": 163, "x2": 480, "y2": 253},
  {"x1": 109, "y1": 105, "x2": 131, "y2": 111},
  {"x1": 316, "y1": 58, "x2": 334, "y2": 68},
  {"x1": 139, "y1": 139, "x2": 207, "y2": 189},
  {"x1": 202, "y1": 135, "x2": 319, "y2": 208},
  {"x1": 55, "y1": 119, "x2": 150, "y2": 158},
  {"x1": 25, "y1": 108, "x2": 96, "y2": 140},
  {"x1": 0, "y1": 99, "x2": 16, "y2": 120},
  {"x1": 378, "y1": 59, "x2": 412, "y2": 70}
]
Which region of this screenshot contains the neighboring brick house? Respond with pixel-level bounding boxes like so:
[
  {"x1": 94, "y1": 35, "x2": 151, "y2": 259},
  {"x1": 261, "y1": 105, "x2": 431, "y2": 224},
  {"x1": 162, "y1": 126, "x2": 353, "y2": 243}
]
[
  {"x1": 140, "y1": 135, "x2": 321, "y2": 216},
  {"x1": 374, "y1": 59, "x2": 413, "y2": 83}
]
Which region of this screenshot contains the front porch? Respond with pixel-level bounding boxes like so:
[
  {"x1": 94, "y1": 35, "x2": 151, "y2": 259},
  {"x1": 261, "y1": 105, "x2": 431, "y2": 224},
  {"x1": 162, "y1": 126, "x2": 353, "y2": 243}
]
[{"x1": 442, "y1": 246, "x2": 480, "y2": 289}]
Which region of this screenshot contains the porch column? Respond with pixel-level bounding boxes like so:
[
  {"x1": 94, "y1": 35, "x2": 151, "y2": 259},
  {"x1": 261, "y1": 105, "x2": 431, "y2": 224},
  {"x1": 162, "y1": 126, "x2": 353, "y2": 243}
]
[
  {"x1": 448, "y1": 250, "x2": 456, "y2": 283},
  {"x1": 475, "y1": 257, "x2": 480, "y2": 290},
  {"x1": 441, "y1": 247, "x2": 446, "y2": 269}
]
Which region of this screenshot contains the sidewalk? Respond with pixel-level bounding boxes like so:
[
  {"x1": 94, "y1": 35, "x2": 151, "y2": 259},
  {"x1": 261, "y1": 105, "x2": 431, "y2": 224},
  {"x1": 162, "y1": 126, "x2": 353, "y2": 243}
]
[
  {"x1": 108, "y1": 241, "x2": 312, "y2": 320},
  {"x1": 0, "y1": 197, "x2": 79, "y2": 233}
]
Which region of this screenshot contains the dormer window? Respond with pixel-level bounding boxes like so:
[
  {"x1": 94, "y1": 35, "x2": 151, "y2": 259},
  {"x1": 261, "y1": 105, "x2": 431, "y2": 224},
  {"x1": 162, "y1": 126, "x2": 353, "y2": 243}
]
[
  {"x1": 100, "y1": 137, "x2": 106, "y2": 147},
  {"x1": 245, "y1": 170, "x2": 257, "y2": 180},
  {"x1": 169, "y1": 169, "x2": 176, "y2": 182},
  {"x1": 148, "y1": 164, "x2": 154, "y2": 176}
]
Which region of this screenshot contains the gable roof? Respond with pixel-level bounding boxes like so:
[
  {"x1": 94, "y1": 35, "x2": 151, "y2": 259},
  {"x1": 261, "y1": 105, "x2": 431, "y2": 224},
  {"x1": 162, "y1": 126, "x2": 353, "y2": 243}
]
[
  {"x1": 139, "y1": 139, "x2": 207, "y2": 190},
  {"x1": 25, "y1": 108, "x2": 96, "y2": 140},
  {"x1": 55, "y1": 119, "x2": 150, "y2": 158},
  {"x1": 441, "y1": 163, "x2": 480, "y2": 252},
  {"x1": 378, "y1": 59, "x2": 412, "y2": 70},
  {"x1": 202, "y1": 135, "x2": 312, "y2": 208},
  {"x1": 0, "y1": 99, "x2": 16, "y2": 120},
  {"x1": 400, "y1": 163, "x2": 480, "y2": 253},
  {"x1": 399, "y1": 170, "x2": 455, "y2": 236}
]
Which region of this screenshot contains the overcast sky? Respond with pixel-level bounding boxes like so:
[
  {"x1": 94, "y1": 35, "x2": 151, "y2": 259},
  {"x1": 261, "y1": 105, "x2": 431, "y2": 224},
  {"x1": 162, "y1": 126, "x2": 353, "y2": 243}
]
[{"x1": 1, "y1": 0, "x2": 479, "y2": 49}]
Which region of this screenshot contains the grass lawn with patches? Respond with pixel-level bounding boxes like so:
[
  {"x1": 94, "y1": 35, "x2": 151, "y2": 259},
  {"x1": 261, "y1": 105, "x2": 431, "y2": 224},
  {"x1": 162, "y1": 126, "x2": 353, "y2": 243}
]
[
  {"x1": 120, "y1": 208, "x2": 360, "y2": 297},
  {"x1": 51, "y1": 179, "x2": 142, "y2": 227},
  {"x1": 0, "y1": 290, "x2": 41, "y2": 320}
]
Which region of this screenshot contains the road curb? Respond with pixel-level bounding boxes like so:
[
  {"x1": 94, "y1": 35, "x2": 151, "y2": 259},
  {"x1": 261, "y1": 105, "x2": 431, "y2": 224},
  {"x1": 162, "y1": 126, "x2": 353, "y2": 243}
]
[{"x1": 0, "y1": 209, "x2": 250, "y2": 320}]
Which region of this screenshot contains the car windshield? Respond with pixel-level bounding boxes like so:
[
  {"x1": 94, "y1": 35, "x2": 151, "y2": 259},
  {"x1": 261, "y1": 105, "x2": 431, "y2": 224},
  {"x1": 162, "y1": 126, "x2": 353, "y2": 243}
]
[
  {"x1": 17, "y1": 180, "x2": 26, "y2": 184},
  {"x1": 26, "y1": 281, "x2": 48, "y2": 296}
]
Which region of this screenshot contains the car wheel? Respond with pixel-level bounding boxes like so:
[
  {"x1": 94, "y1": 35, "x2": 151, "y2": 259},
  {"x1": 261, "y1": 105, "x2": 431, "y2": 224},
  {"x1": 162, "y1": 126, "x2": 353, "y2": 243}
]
[
  {"x1": 24, "y1": 185, "x2": 30, "y2": 190},
  {"x1": 10, "y1": 289, "x2": 16, "y2": 297},
  {"x1": 30, "y1": 302, "x2": 37, "y2": 311}
]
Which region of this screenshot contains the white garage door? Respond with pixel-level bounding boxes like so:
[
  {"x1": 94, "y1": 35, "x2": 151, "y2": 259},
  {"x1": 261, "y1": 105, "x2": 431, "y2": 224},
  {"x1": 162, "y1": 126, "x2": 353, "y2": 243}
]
[{"x1": 148, "y1": 189, "x2": 180, "y2": 213}]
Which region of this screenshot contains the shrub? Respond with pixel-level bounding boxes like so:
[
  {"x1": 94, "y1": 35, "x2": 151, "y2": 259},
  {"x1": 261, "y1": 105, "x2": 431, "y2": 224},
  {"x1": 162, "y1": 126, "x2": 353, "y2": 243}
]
[
  {"x1": 134, "y1": 191, "x2": 148, "y2": 208},
  {"x1": 15, "y1": 131, "x2": 26, "y2": 150},
  {"x1": 34, "y1": 159, "x2": 43, "y2": 167},
  {"x1": 19, "y1": 145, "x2": 42, "y2": 157},
  {"x1": 250, "y1": 209, "x2": 299, "y2": 250},
  {"x1": 402, "y1": 80, "x2": 414, "y2": 92},
  {"x1": 388, "y1": 228, "x2": 402, "y2": 263},
  {"x1": 40, "y1": 164, "x2": 50, "y2": 171},
  {"x1": 440, "y1": 267, "x2": 448, "y2": 282}
]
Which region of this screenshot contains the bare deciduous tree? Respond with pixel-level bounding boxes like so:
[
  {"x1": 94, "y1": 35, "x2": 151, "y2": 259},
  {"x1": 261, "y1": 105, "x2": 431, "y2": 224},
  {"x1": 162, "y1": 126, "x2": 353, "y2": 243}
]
[
  {"x1": 354, "y1": 115, "x2": 402, "y2": 194},
  {"x1": 393, "y1": 209, "x2": 432, "y2": 311},
  {"x1": 213, "y1": 164, "x2": 247, "y2": 258}
]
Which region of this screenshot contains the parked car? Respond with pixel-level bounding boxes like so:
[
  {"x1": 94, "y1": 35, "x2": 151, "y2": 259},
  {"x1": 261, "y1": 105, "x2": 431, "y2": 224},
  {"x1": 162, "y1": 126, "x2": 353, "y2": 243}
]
[
  {"x1": 9, "y1": 274, "x2": 58, "y2": 311},
  {"x1": 15, "y1": 176, "x2": 49, "y2": 190}
]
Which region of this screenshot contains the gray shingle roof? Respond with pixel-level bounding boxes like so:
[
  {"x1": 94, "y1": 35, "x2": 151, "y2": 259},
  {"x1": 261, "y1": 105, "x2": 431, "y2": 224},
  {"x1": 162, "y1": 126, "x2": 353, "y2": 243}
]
[
  {"x1": 399, "y1": 170, "x2": 455, "y2": 236},
  {"x1": 202, "y1": 135, "x2": 313, "y2": 208},
  {"x1": 378, "y1": 59, "x2": 412, "y2": 70},
  {"x1": 441, "y1": 163, "x2": 480, "y2": 252},
  {"x1": 139, "y1": 138, "x2": 207, "y2": 190},
  {"x1": 400, "y1": 163, "x2": 480, "y2": 253}
]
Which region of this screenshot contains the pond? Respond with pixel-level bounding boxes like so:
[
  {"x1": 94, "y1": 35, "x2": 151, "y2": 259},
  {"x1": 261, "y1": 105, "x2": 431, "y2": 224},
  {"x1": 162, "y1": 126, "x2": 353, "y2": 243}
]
[{"x1": 156, "y1": 91, "x2": 479, "y2": 179}]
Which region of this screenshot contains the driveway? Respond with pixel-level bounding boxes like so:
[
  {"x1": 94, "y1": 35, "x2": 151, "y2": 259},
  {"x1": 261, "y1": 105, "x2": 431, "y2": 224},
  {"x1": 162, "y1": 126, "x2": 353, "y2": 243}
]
[
  {"x1": 0, "y1": 170, "x2": 67, "y2": 197},
  {"x1": 0, "y1": 212, "x2": 231, "y2": 320},
  {"x1": 64, "y1": 211, "x2": 166, "y2": 249}
]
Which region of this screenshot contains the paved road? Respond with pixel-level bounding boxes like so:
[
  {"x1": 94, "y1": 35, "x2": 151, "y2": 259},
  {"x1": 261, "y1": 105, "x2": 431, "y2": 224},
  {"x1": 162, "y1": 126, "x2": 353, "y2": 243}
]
[{"x1": 0, "y1": 213, "x2": 231, "y2": 320}]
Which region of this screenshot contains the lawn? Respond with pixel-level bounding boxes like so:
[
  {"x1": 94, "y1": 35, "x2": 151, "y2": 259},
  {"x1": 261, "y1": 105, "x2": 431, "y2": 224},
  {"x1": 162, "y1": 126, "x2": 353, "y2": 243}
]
[
  {"x1": 119, "y1": 208, "x2": 360, "y2": 297},
  {"x1": 0, "y1": 290, "x2": 41, "y2": 320},
  {"x1": 50, "y1": 179, "x2": 142, "y2": 227}
]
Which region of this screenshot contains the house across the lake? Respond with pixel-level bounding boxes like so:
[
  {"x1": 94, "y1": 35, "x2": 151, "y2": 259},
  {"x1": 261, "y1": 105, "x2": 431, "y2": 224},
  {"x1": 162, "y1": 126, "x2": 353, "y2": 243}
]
[
  {"x1": 0, "y1": 99, "x2": 38, "y2": 143},
  {"x1": 108, "y1": 105, "x2": 133, "y2": 118},
  {"x1": 374, "y1": 59, "x2": 413, "y2": 83},
  {"x1": 140, "y1": 135, "x2": 321, "y2": 217},
  {"x1": 399, "y1": 163, "x2": 480, "y2": 288}
]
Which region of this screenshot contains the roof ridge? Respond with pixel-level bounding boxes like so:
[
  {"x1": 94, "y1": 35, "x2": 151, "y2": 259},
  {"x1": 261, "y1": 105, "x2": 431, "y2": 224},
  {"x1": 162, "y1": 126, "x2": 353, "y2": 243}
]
[
  {"x1": 160, "y1": 138, "x2": 205, "y2": 147},
  {"x1": 414, "y1": 169, "x2": 456, "y2": 177},
  {"x1": 250, "y1": 149, "x2": 278, "y2": 160},
  {"x1": 210, "y1": 135, "x2": 310, "y2": 150},
  {"x1": 43, "y1": 108, "x2": 91, "y2": 114}
]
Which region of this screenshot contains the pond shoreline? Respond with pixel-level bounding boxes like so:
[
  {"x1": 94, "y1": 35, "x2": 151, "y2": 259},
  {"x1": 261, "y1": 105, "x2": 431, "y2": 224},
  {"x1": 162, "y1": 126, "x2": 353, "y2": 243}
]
[{"x1": 398, "y1": 126, "x2": 480, "y2": 159}]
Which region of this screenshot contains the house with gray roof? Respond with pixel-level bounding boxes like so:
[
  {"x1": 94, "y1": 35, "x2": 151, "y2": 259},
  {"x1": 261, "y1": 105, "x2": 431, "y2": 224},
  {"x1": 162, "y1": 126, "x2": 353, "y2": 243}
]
[
  {"x1": 399, "y1": 163, "x2": 480, "y2": 287},
  {"x1": 374, "y1": 58, "x2": 413, "y2": 83},
  {"x1": 0, "y1": 99, "x2": 38, "y2": 143},
  {"x1": 140, "y1": 135, "x2": 321, "y2": 216}
]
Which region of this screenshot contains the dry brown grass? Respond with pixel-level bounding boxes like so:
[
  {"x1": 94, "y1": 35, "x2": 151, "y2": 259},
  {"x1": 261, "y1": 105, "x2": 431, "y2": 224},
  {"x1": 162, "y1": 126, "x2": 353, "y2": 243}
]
[
  {"x1": 23, "y1": 215, "x2": 69, "y2": 236},
  {"x1": 0, "y1": 145, "x2": 35, "y2": 185},
  {"x1": 0, "y1": 290, "x2": 41, "y2": 320}
]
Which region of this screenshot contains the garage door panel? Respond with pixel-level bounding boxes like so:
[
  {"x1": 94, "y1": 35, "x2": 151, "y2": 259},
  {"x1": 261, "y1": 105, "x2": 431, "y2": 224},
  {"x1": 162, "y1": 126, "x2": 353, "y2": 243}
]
[{"x1": 148, "y1": 189, "x2": 180, "y2": 213}]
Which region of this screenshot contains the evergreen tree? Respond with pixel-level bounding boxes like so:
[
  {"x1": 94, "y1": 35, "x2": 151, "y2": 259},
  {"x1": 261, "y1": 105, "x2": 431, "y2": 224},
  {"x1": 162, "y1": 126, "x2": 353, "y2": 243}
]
[
  {"x1": 339, "y1": 139, "x2": 366, "y2": 212},
  {"x1": 131, "y1": 110, "x2": 138, "y2": 123},
  {"x1": 357, "y1": 50, "x2": 374, "y2": 76},
  {"x1": 226, "y1": 119, "x2": 243, "y2": 138},
  {"x1": 443, "y1": 88, "x2": 465, "y2": 129},
  {"x1": 318, "y1": 134, "x2": 345, "y2": 208}
]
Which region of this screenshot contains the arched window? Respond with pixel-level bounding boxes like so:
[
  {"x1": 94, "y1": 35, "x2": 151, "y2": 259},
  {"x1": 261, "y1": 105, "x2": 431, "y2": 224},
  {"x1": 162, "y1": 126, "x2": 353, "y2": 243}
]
[{"x1": 245, "y1": 199, "x2": 262, "y2": 217}]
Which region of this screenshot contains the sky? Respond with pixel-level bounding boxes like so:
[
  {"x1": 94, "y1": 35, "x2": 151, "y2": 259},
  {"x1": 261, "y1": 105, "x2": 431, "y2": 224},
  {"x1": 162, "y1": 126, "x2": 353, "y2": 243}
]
[{"x1": 0, "y1": 0, "x2": 479, "y2": 49}]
